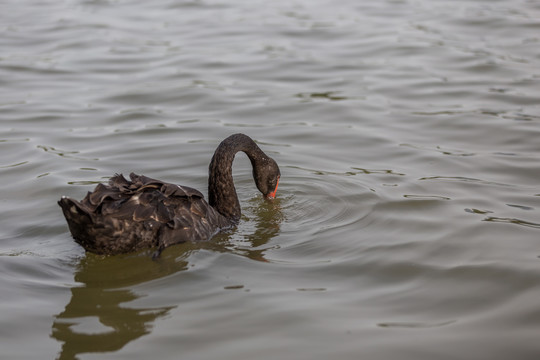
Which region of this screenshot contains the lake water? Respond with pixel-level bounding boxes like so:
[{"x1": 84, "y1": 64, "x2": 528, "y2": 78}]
[{"x1": 2, "y1": 0, "x2": 540, "y2": 359}]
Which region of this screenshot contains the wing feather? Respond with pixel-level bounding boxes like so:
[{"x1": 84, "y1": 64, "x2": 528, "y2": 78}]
[{"x1": 61, "y1": 172, "x2": 228, "y2": 255}]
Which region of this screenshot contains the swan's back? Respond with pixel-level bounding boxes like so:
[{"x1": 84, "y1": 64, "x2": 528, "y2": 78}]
[{"x1": 58, "y1": 173, "x2": 229, "y2": 255}]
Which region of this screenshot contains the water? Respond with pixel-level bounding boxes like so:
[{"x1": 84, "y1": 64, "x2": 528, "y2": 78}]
[{"x1": 1, "y1": 0, "x2": 540, "y2": 359}]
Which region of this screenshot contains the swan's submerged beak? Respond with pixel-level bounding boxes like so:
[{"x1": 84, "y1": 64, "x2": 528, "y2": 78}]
[{"x1": 265, "y1": 177, "x2": 279, "y2": 200}]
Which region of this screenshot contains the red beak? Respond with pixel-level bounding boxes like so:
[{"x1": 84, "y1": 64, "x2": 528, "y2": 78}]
[{"x1": 265, "y1": 177, "x2": 279, "y2": 200}]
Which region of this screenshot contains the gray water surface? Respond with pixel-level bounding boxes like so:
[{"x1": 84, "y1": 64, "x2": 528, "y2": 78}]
[{"x1": 2, "y1": 0, "x2": 540, "y2": 359}]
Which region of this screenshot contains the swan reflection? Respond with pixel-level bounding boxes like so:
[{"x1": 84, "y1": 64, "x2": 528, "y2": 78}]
[
  {"x1": 51, "y1": 252, "x2": 184, "y2": 360},
  {"x1": 52, "y1": 195, "x2": 283, "y2": 359}
]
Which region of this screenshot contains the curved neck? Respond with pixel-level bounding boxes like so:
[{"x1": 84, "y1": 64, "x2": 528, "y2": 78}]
[{"x1": 208, "y1": 134, "x2": 266, "y2": 222}]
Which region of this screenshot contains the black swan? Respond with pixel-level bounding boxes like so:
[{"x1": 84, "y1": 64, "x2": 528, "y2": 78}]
[{"x1": 58, "y1": 133, "x2": 280, "y2": 256}]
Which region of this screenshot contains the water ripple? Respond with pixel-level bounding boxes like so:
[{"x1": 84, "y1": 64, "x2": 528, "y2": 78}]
[
  {"x1": 280, "y1": 167, "x2": 378, "y2": 245},
  {"x1": 420, "y1": 176, "x2": 512, "y2": 188},
  {"x1": 483, "y1": 216, "x2": 540, "y2": 229},
  {"x1": 37, "y1": 145, "x2": 99, "y2": 161},
  {"x1": 0, "y1": 161, "x2": 28, "y2": 169},
  {"x1": 378, "y1": 320, "x2": 456, "y2": 329}
]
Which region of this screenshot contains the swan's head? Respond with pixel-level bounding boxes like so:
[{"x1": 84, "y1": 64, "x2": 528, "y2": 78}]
[{"x1": 253, "y1": 157, "x2": 280, "y2": 200}]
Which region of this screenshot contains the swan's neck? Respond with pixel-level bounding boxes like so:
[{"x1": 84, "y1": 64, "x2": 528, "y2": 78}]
[{"x1": 208, "y1": 134, "x2": 266, "y2": 222}]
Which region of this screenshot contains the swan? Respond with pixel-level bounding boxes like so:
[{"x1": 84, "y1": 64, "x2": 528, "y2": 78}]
[{"x1": 58, "y1": 133, "x2": 280, "y2": 256}]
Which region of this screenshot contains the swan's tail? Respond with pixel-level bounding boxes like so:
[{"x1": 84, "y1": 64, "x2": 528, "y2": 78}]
[{"x1": 58, "y1": 196, "x2": 93, "y2": 242}]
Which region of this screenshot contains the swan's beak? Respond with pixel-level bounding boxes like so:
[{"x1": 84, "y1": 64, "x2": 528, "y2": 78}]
[{"x1": 265, "y1": 178, "x2": 279, "y2": 200}]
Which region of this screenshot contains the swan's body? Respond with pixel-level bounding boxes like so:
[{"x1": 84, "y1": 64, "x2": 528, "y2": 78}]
[{"x1": 58, "y1": 134, "x2": 280, "y2": 255}]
